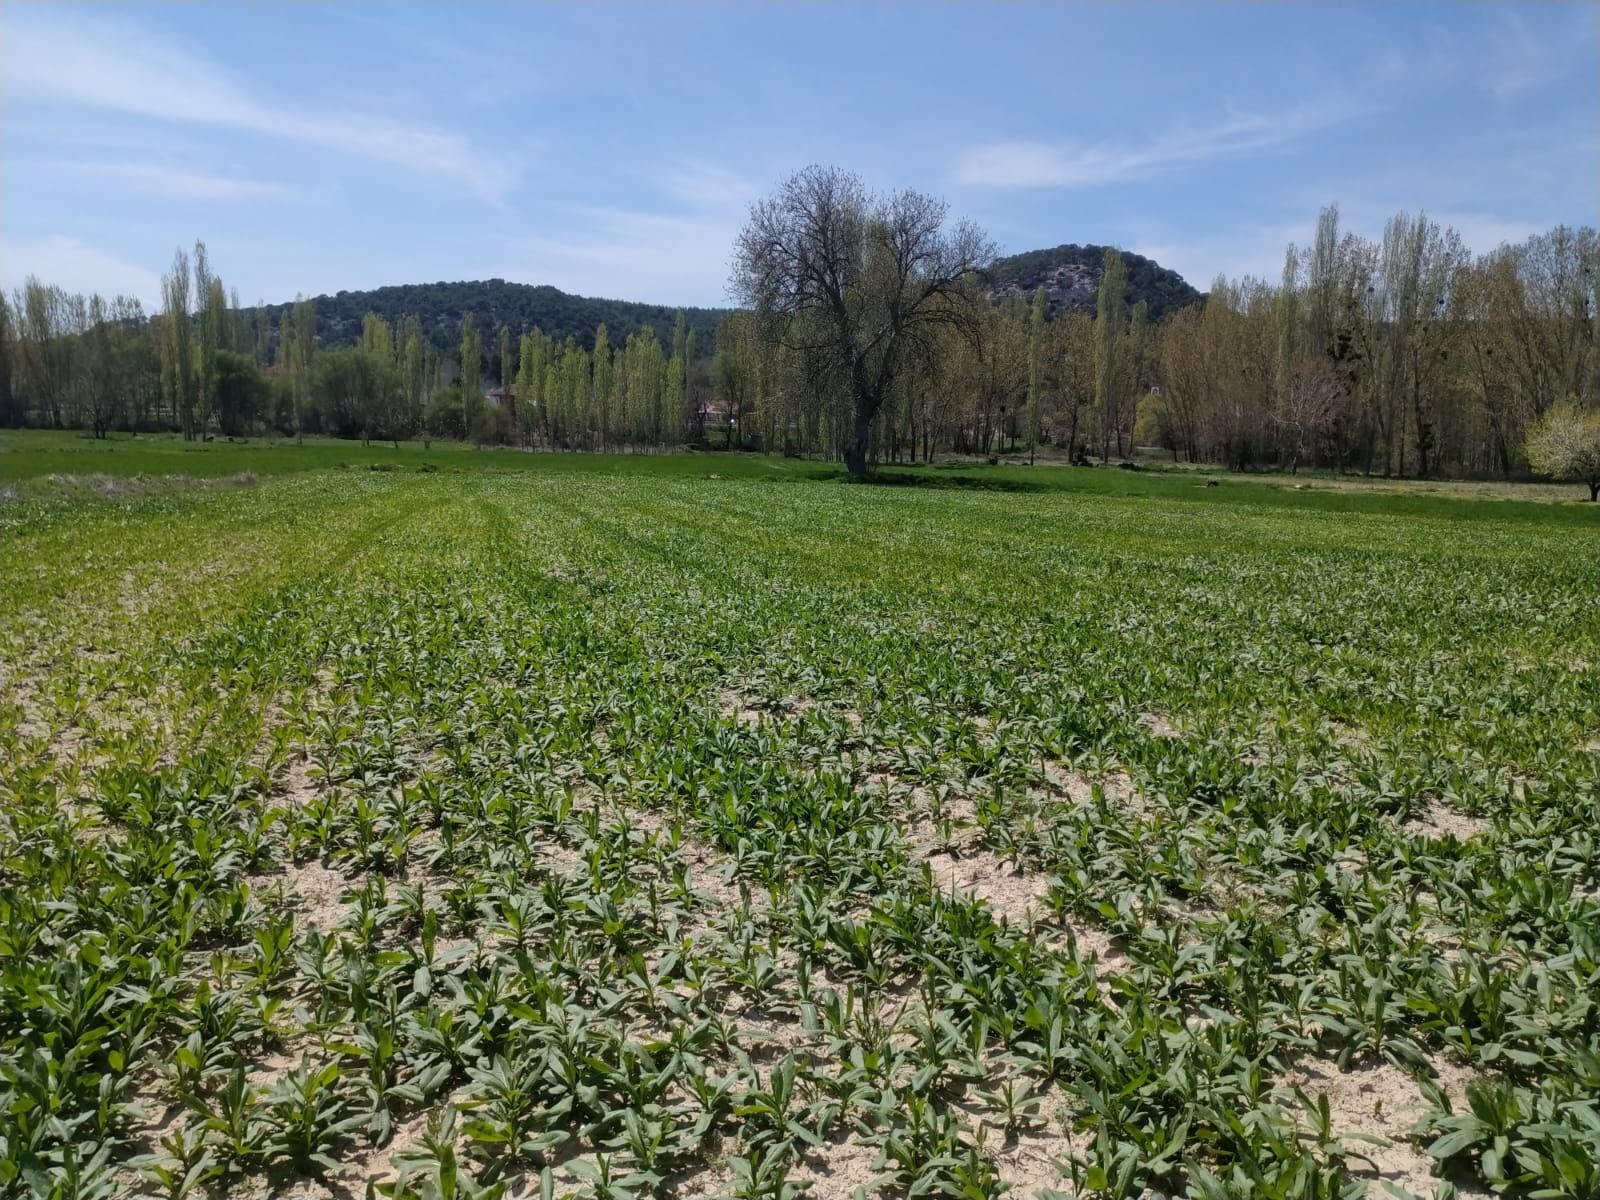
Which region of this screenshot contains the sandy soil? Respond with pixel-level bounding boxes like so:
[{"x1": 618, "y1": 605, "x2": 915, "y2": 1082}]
[{"x1": 1275, "y1": 1052, "x2": 1484, "y2": 1200}]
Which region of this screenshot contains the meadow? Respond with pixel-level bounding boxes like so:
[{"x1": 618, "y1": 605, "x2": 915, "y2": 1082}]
[{"x1": 1, "y1": 437, "x2": 1597, "y2": 1200}]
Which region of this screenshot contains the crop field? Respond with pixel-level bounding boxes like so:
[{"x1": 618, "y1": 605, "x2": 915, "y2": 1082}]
[{"x1": 1, "y1": 456, "x2": 1597, "y2": 1200}]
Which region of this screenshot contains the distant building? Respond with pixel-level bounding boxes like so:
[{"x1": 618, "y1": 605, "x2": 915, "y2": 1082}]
[{"x1": 484, "y1": 386, "x2": 516, "y2": 408}]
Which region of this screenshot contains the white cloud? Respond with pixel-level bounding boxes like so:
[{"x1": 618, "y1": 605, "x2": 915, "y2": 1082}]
[
  {"x1": 1126, "y1": 221, "x2": 1312, "y2": 292},
  {"x1": 658, "y1": 161, "x2": 761, "y2": 212},
  {"x1": 39, "y1": 161, "x2": 299, "y2": 201},
  {"x1": 954, "y1": 102, "x2": 1364, "y2": 189},
  {"x1": 1486, "y1": 11, "x2": 1549, "y2": 100},
  {"x1": 1430, "y1": 213, "x2": 1544, "y2": 253},
  {"x1": 1333, "y1": 7, "x2": 1596, "y2": 110},
  {"x1": 504, "y1": 208, "x2": 741, "y2": 307},
  {"x1": 1, "y1": 235, "x2": 163, "y2": 307},
  {"x1": 1415, "y1": 6, "x2": 1599, "y2": 103},
  {"x1": 491, "y1": 160, "x2": 758, "y2": 306},
  {"x1": 1, "y1": 11, "x2": 515, "y2": 202}
]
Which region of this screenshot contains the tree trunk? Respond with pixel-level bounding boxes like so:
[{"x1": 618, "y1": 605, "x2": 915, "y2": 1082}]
[{"x1": 845, "y1": 397, "x2": 874, "y2": 478}]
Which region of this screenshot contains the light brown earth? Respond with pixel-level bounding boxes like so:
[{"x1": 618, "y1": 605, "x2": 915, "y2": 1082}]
[{"x1": 1274, "y1": 1052, "x2": 1485, "y2": 1200}]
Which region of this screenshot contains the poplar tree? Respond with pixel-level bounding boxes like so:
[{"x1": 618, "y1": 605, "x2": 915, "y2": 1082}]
[
  {"x1": 608, "y1": 335, "x2": 627, "y2": 445},
  {"x1": 400, "y1": 317, "x2": 427, "y2": 435},
  {"x1": 290, "y1": 296, "x2": 317, "y2": 436},
  {"x1": 565, "y1": 342, "x2": 591, "y2": 446},
  {"x1": 666, "y1": 312, "x2": 690, "y2": 443},
  {"x1": 253, "y1": 302, "x2": 270, "y2": 365},
  {"x1": 1273, "y1": 247, "x2": 1300, "y2": 462},
  {"x1": 1026, "y1": 287, "x2": 1045, "y2": 464},
  {"x1": 671, "y1": 311, "x2": 688, "y2": 366},
  {"x1": 665, "y1": 350, "x2": 686, "y2": 444},
  {"x1": 515, "y1": 332, "x2": 538, "y2": 445},
  {"x1": 1123, "y1": 300, "x2": 1150, "y2": 455},
  {"x1": 1094, "y1": 249, "x2": 1127, "y2": 460},
  {"x1": 529, "y1": 329, "x2": 548, "y2": 443},
  {"x1": 542, "y1": 359, "x2": 561, "y2": 443},
  {"x1": 684, "y1": 328, "x2": 699, "y2": 441},
  {"x1": 592, "y1": 324, "x2": 613, "y2": 446},
  {"x1": 460, "y1": 312, "x2": 482, "y2": 432},
  {"x1": 160, "y1": 246, "x2": 198, "y2": 439},
  {"x1": 0, "y1": 294, "x2": 15, "y2": 427},
  {"x1": 361, "y1": 313, "x2": 395, "y2": 361},
  {"x1": 192, "y1": 242, "x2": 226, "y2": 436}
]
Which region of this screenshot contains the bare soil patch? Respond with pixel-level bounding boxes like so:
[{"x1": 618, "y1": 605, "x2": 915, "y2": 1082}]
[
  {"x1": 1274, "y1": 1052, "x2": 1478, "y2": 1199},
  {"x1": 1139, "y1": 711, "x2": 1183, "y2": 740},
  {"x1": 274, "y1": 756, "x2": 322, "y2": 808},
  {"x1": 279, "y1": 860, "x2": 354, "y2": 932},
  {"x1": 991, "y1": 1122, "x2": 1079, "y2": 1197},
  {"x1": 669, "y1": 1154, "x2": 735, "y2": 1199},
  {"x1": 1046, "y1": 920, "x2": 1126, "y2": 969},
  {"x1": 719, "y1": 687, "x2": 765, "y2": 727},
  {"x1": 790, "y1": 1132, "x2": 888, "y2": 1197},
  {"x1": 927, "y1": 847, "x2": 1049, "y2": 925},
  {"x1": 1328, "y1": 720, "x2": 1374, "y2": 754},
  {"x1": 1404, "y1": 800, "x2": 1489, "y2": 842},
  {"x1": 1038, "y1": 762, "x2": 1143, "y2": 816}
]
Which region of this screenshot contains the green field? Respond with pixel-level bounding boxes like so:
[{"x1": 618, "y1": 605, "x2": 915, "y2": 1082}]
[
  {"x1": 2, "y1": 450, "x2": 1597, "y2": 1199},
  {"x1": 0, "y1": 430, "x2": 834, "y2": 485}
]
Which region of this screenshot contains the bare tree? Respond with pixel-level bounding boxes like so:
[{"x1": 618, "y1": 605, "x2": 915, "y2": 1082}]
[
  {"x1": 14, "y1": 279, "x2": 75, "y2": 429},
  {"x1": 0, "y1": 292, "x2": 17, "y2": 426},
  {"x1": 731, "y1": 165, "x2": 994, "y2": 477},
  {"x1": 1094, "y1": 249, "x2": 1127, "y2": 461}
]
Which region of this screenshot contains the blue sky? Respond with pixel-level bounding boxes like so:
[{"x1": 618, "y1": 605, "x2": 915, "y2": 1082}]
[{"x1": 3, "y1": 2, "x2": 1595, "y2": 311}]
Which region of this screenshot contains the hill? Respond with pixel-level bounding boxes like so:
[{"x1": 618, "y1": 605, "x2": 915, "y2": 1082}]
[
  {"x1": 986, "y1": 244, "x2": 1202, "y2": 322},
  {"x1": 270, "y1": 279, "x2": 731, "y2": 359},
  {"x1": 268, "y1": 247, "x2": 1198, "y2": 367}
]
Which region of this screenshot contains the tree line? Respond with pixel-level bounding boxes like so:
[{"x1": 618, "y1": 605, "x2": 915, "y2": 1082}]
[
  {"x1": 1150, "y1": 208, "x2": 1598, "y2": 481},
  {"x1": 3, "y1": 189, "x2": 1596, "y2": 490},
  {"x1": 0, "y1": 243, "x2": 716, "y2": 451},
  {"x1": 724, "y1": 171, "x2": 1597, "y2": 485}
]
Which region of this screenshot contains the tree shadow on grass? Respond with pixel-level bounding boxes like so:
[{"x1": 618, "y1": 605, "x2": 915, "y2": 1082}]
[{"x1": 849, "y1": 469, "x2": 1050, "y2": 494}]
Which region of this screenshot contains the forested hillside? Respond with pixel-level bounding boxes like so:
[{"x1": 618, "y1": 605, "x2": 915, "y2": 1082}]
[
  {"x1": 987, "y1": 244, "x2": 1203, "y2": 322},
  {"x1": 278, "y1": 252, "x2": 1198, "y2": 360},
  {"x1": 267, "y1": 280, "x2": 729, "y2": 359}
]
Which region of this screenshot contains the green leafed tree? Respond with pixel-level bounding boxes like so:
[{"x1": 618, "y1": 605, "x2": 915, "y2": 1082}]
[
  {"x1": 310, "y1": 346, "x2": 401, "y2": 445},
  {"x1": 362, "y1": 313, "x2": 395, "y2": 362},
  {"x1": 214, "y1": 349, "x2": 267, "y2": 437},
  {"x1": 460, "y1": 312, "x2": 482, "y2": 432},
  {"x1": 399, "y1": 315, "x2": 429, "y2": 436},
  {"x1": 517, "y1": 328, "x2": 548, "y2": 447},
  {"x1": 160, "y1": 248, "x2": 199, "y2": 439},
  {"x1": 591, "y1": 324, "x2": 613, "y2": 446}
]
